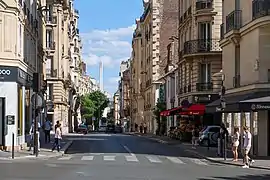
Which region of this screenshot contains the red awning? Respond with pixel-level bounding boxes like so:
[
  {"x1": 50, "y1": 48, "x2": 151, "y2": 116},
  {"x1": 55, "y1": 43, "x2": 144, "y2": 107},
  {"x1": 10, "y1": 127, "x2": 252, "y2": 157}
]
[
  {"x1": 160, "y1": 106, "x2": 182, "y2": 116},
  {"x1": 179, "y1": 104, "x2": 205, "y2": 116}
]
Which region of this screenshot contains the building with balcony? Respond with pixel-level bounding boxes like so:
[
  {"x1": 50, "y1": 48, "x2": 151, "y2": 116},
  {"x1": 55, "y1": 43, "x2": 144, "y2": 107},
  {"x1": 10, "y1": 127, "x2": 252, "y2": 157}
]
[
  {"x1": 177, "y1": 0, "x2": 222, "y2": 108},
  {"x1": 136, "y1": 0, "x2": 179, "y2": 133},
  {"x1": 44, "y1": 0, "x2": 73, "y2": 134},
  {"x1": 130, "y1": 19, "x2": 144, "y2": 129},
  {"x1": 206, "y1": 0, "x2": 270, "y2": 157},
  {"x1": 0, "y1": 0, "x2": 45, "y2": 150}
]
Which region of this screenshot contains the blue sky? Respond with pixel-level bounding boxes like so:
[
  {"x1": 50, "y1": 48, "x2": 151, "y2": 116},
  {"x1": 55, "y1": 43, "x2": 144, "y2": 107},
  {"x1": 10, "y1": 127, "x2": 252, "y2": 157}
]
[{"x1": 74, "y1": 0, "x2": 143, "y2": 96}]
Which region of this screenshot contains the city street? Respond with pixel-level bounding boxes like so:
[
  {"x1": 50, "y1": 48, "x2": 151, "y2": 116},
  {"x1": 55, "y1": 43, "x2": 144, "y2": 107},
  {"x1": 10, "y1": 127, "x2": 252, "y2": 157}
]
[{"x1": 1, "y1": 133, "x2": 270, "y2": 180}]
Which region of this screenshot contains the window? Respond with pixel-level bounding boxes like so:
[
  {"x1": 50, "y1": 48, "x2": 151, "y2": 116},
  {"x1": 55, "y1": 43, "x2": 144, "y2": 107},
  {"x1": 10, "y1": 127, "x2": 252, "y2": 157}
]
[
  {"x1": 46, "y1": 57, "x2": 52, "y2": 75},
  {"x1": 46, "y1": 30, "x2": 53, "y2": 48},
  {"x1": 198, "y1": 22, "x2": 211, "y2": 39},
  {"x1": 47, "y1": 84, "x2": 53, "y2": 101},
  {"x1": 200, "y1": 63, "x2": 211, "y2": 83},
  {"x1": 46, "y1": 5, "x2": 53, "y2": 21},
  {"x1": 268, "y1": 69, "x2": 270, "y2": 82}
]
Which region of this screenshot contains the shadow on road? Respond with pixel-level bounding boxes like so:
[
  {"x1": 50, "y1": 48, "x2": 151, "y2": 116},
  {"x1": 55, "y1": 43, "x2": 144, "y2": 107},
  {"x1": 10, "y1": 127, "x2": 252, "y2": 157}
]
[
  {"x1": 198, "y1": 174, "x2": 270, "y2": 180},
  {"x1": 64, "y1": 133, "x2": 207, "y2": 159}
]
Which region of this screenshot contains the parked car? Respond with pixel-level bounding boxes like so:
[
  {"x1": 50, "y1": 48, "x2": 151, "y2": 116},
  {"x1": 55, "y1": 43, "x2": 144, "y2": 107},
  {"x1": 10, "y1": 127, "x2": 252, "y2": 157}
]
[
  {"x1": 115, "y1": 125, "x2": 123, "y2": 133},
  {"x1": 198, "y1": 125, "x2": 220, "y2": 147},
  {"x1": 106, "y1": 124, "x2": 115, "y2": 133},
  {"x1": 98, "y1": 125, "x2": 107, "y2": 132},
  {"x1": 76, "y1": 124, "x2": 88, "y2": 134}
]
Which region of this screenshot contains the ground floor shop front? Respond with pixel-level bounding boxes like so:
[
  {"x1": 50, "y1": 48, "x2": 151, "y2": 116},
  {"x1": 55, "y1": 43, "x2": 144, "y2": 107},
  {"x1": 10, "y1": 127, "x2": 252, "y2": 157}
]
[
  {"x1": 207, "y1": 89, "x2": 270, "y2": 157},
  {"x1": 0, "y1": 65, "x2": 34, "y2": 151}
]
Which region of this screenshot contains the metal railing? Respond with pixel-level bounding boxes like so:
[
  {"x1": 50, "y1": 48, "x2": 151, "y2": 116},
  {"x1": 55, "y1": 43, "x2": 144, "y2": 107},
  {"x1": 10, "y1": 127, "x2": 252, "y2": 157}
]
[
  {"x1": 252, "y1": 0, "x2": 270, "y2": 20},
  {"x1": 196, "y1": 82, "x2": 213, "y2": 91},
  {"x1": 183, "y1": 39, "x2": 221, "y2": 55},
  {"x1": 196, "y1": 0, "x2": 213, "y2": 10},
  {"x1": 226, "y1": 10, "x2": 242, "y2": 33}
]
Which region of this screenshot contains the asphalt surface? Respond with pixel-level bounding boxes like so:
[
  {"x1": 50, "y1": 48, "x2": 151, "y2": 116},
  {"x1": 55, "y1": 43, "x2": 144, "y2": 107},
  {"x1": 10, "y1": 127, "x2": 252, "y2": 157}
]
[{"x1": 1, "y1": 133, "x2": 270, "y2": 180}]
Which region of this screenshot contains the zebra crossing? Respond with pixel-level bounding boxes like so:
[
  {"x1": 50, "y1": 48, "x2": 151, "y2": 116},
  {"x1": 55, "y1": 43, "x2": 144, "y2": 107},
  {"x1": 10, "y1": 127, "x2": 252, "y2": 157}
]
[{"x1": 45, "y1": 154, "x2": 209, "y2": 166}]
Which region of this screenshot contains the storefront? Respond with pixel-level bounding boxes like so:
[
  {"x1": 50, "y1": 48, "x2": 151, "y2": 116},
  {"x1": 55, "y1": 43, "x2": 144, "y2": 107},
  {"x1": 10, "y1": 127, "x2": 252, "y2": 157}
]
[
  {"x1": 0, "y1": 66, "x2": 32, "y2": 151},
  {"x1": 206, "y1": 90, "x2": 270, "y2": 156}
]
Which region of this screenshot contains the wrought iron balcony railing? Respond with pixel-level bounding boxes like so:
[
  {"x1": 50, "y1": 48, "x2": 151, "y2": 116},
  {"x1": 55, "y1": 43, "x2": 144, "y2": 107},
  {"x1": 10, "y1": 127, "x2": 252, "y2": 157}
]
[
  {"x1": 196, "y1": 0, "x2": 213, "y2": 11},
  {"x1": 252, "y1": 0, "x2": 270, "y2": 20},
  {"x1": 46, "y1": 69, "x2": 57, "y2": 78},
  {"x1": 196, "y1": 82, "x2": 213, "y2": 91},
  {"x1": 45, "y1": 16, "x2": 57, "y2": 24},
  {"x1": 226, "y1": 10, "x2": 242, "y2": 33},
  {"x1": 183, "y1": 39, "x2": 221, "y2": 55}
]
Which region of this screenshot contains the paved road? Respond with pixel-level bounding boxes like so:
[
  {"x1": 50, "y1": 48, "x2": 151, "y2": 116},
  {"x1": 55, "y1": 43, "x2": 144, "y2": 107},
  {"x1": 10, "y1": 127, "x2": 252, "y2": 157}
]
[{"x1": 1, "y1": 133, "x2": 270, "y2": 180}]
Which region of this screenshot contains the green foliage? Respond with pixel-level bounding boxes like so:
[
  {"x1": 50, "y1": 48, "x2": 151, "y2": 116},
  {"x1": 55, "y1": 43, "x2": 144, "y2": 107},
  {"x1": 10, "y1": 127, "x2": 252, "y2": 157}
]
[
  {"x1": 153, "y1": 98, "x2": 167, "y2": 135},
  {"x1": 80, "y1": 90, "x2": 109, "y2": 122}
]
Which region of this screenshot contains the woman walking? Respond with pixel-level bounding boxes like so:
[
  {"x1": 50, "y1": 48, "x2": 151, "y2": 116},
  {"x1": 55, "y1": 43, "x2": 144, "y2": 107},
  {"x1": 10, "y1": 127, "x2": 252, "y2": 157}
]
[
  {"x1": 52, "y1": 123, "x2": 62, "y2": 152},
  {"x1": 232, "y1": 127, "x2": 240, "y2": 161}
]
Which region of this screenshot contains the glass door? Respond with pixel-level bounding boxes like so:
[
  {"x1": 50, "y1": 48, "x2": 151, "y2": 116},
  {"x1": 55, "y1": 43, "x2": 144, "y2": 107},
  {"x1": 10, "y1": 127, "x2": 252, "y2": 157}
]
[{"x1": 198, "y1": 22, "x2": 211, "y2": 51}]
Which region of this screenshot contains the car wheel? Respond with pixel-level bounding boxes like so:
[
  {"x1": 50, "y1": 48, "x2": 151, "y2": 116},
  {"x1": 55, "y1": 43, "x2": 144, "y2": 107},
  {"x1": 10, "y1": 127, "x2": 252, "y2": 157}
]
[{"x1": 200, "y1": 139, "x2": 209, "y2": 147}]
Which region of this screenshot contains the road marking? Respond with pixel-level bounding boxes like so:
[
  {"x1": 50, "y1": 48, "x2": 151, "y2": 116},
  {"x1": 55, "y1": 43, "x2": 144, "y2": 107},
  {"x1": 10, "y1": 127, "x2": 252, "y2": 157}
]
[
  {"x1": 90, "y1": 153, "x2": 104, "y2": 155},
  {"x1": 190, "y1": 158, "x2": 208, "y2": 165},
  {"x1": 166, "y1": 157, "x2": 185, "y2": 164},
  {"x1": 146, "y1": 156, "x2": 162, "y2": 163},
  {"x1": 103, "y1": 156, "x2": 115, "y2": 161},
  {"x1": 81, "y1": 156, "x2": 94, "y2": 161},
  {"x1": 125, "y1": 155, "x2": 139, "y2": 162},
  {"x1": 57, "y1": 156, "x2": 72, "y2": 160},
  {"x1": 123, "y1": 145, "x2": 135, "y2": 156}
]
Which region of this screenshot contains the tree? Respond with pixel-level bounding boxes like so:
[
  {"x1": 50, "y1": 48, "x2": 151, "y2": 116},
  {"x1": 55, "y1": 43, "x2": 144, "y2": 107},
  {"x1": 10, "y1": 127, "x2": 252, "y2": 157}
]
[
  {"x1": 80, "y1": 94, "x2": 95, "y2": 122},
  {"x1": 88, "y1": 90, "x2": 109, "y2": 120},
  {"x1": 80, "y1": 90, "x2": 109, "y2": 127},
  {"x1": 153, "y1": 98, "x2": 166, "y2": 135}
]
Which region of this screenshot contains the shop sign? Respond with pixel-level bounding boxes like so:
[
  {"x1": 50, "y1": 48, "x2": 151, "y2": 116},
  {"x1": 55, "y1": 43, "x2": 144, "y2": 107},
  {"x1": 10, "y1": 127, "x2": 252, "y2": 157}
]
[{"x1": 251, "y1": 104, "x2": 270, "y2": 111}]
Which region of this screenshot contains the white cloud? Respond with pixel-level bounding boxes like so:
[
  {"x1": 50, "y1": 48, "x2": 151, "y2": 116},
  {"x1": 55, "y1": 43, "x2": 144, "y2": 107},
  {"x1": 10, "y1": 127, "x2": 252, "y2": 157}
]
[{"x1": 81, "y1": 25, "x2": 136, "y2": 69}]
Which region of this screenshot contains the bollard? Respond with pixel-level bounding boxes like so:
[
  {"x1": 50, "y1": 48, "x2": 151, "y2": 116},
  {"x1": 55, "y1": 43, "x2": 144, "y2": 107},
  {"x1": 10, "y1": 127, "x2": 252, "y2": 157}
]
[
  {"x1": 11, "y1": 133, "x2": 14, "y2": 159},
  {"x1": 207, "y1": 132, "x2": 210, "y2": 150}
]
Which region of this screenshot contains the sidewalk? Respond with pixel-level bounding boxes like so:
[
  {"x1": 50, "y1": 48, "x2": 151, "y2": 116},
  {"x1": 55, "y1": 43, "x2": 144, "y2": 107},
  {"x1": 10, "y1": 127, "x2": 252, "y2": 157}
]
[
  {"x1": 130, "y1": 132, "x2": 270, "y2": 170},
  {"x1": 0, "y1": 133, "x2": 73, "y2": 160}
]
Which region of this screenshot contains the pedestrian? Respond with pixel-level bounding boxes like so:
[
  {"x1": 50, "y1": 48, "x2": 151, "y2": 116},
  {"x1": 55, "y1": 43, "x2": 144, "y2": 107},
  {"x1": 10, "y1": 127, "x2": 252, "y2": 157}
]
[
  {"x1": 191, "y1": 126, "x2": 197, "y2": 149},
  {"x1": 232, "y1": 127, "x2": 240, "y2": 162},
  {"x1": 52, "y1": 123, "x2": 62, "y2": 152},
  {"x1": 44, "y1": 119, "x2": 52, "y2": 143},
  {"x1": 242, "y1": 126, "x2": 255, "y2": 168},
  {"x1": 28, "y1": 120, "x2": 41, "y2": 152}
]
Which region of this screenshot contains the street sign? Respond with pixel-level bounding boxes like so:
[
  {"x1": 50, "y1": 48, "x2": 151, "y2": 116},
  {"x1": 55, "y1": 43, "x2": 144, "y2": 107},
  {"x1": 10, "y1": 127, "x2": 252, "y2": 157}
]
[{"x1": 31, "y1": 93, "x2": 44, "y2": 109}]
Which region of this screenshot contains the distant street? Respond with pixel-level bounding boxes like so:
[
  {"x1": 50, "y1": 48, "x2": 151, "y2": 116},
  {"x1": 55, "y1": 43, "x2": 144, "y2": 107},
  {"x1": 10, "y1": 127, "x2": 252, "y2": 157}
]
[{"x1": 1, "y1": 133, "x2": 270, "y2": 180}]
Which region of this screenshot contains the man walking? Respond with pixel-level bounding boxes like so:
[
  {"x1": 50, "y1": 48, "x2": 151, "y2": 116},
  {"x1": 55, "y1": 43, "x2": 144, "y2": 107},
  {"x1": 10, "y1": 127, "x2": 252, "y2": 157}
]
[
  {"x1": 44, "y1": 119, "x2": 52, "y2": 143},
  {"x1": 242, "y1": 126, "x2": 255, "y2": 168},
  {"x1": 28, "y1": 120, "x2": 41, "y2": 153}
]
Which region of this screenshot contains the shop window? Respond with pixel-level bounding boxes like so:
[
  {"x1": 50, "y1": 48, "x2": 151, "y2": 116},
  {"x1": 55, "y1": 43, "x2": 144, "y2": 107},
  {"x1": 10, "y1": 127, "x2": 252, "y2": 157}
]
[
  {"x1": 25, "y1": 89, "x2": 30, "y2": 134},
  {"x1": 17, "y1": 85, "x2": 23, "y2": 136}
]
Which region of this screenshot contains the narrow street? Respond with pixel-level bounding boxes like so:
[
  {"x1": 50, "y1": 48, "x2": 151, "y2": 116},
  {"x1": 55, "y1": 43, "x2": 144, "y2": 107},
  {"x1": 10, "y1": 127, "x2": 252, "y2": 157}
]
[{"x1": 1, "y1": 133, "x2": 269, "y2": 180}]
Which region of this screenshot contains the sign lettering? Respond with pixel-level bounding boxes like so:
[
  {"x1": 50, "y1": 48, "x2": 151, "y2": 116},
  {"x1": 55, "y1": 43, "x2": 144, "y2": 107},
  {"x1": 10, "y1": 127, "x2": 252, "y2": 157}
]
[{"x1": 0, "y1": 69, "x2": 11, "y2": 75}]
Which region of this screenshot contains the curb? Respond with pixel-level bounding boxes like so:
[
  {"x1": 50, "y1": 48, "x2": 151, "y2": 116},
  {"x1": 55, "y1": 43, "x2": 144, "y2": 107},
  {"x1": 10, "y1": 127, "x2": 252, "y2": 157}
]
[
  {"x1": 1, "y1": 140, "x2": 74, "y2": 160},
  {"x1": 185, "y1": 149, "x2": 270, "y2": 171},
  {"x1": 60, "y1": 140, "x2": 73, "y2": 155}
]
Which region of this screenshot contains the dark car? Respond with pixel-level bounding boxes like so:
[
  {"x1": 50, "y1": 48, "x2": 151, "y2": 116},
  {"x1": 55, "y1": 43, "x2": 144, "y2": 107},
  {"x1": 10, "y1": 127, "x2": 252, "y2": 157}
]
[
  {"x1": 115, "y1": 125, "x2": 123, "y2": 133},
  {"x1": 76, "y1": 124, "x2": 88, "y2": 134},
  {"x1": 106, "y1": 124, "x2": 115, "y2": 133}
]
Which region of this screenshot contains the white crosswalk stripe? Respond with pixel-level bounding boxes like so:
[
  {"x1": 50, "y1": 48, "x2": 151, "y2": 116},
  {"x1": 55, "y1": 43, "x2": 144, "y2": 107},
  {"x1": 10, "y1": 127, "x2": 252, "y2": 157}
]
[
  {"x1": 166, "y1": 157, "x2": 185, "y2": 164},
  {"x1": 103, "y1": 156, "x2": 115, "y2": 161},
  {"x1": 57, "y1": 156, "x2": 72, "y2": 160},
  {"x1": 145, "y1": 156, "x2": 162, "y2": 163},
  {"x1": 125, "y1": 155, "x2": 139, "y2": 162},
  {"x1": 190, "y1": 158, "x2": 208, "y2": 165},
  {"x1": 81, "y1": 156, "x2": 94, "y2": 161},
  {"x1": 51, "y1": 154, "x2": 208, "y2": 166}
]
